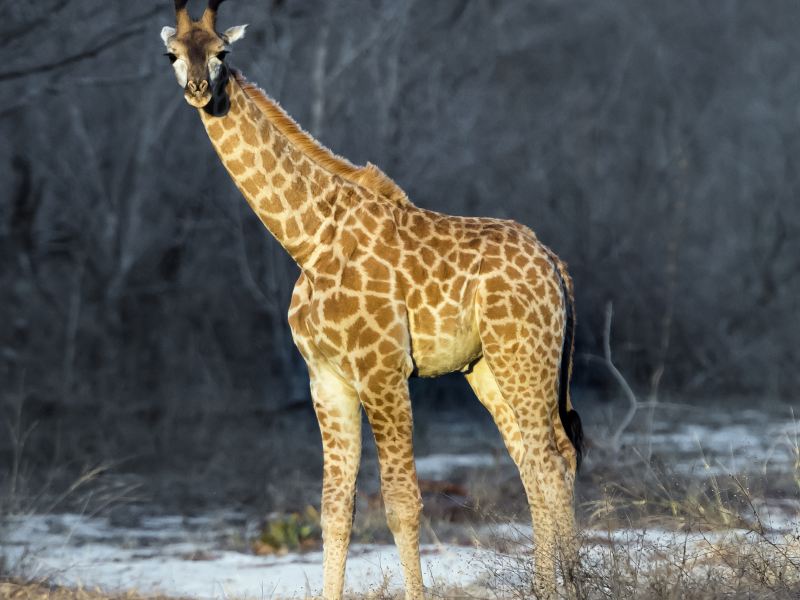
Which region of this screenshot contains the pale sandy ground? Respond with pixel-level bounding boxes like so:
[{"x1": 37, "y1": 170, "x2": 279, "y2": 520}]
[
  {"x1": 2, "y1": 512, "x2": 494, "y2": 599},
  {"x1": 2, "y1": 410, "x2": 797, "y2": 599},
  {"x1": 3, "y1": 509, "x2": 797, "y2": 599}
]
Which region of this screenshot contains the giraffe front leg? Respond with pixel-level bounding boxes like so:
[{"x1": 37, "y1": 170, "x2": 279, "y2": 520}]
[
  {"x1": 360, "y1": 379, "x2": 424, "y2": 600},
  {"x1": 309, "y1": 364, "x2": 362, "y2": 600}
]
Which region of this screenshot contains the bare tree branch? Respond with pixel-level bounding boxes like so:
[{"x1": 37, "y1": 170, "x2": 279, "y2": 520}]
[
  {"x1": 0, "y1": 6, "x2": 161, "y2": 82},
  {"x1": 583, "y1": 302, "x2": 639, "y2": 453}
]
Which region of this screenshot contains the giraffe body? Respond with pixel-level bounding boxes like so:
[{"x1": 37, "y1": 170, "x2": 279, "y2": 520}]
[
  {"x1": 207, "y1": 77, "x2": 580, "y2": 600},
  {"x1": 161, "y1": 4, "x2": 582, "y2": 597}
]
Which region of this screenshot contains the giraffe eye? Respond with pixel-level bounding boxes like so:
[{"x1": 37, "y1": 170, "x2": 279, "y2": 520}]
[
  {"x1": 164, "y1": 52, "x2": 178, "y2": 64},
  {"x1": 216, "y1": 51, "x2": 229, "y2": 60}
]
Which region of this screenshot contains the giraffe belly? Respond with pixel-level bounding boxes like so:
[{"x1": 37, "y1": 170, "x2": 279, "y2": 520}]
[{"x1": 409, "y1": 320, "x2": 482, "y2": 377}]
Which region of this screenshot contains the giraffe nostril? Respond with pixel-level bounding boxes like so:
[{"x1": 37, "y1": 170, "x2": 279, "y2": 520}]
[
  {"x1": 199, "y1": 80, "x2": 208, "y2": 94},
  {"x1": 188, "y1": 81, "x2": 197, "y2": 93}
]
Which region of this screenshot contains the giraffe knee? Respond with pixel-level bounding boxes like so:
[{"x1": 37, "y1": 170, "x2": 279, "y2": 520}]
[
  {"x1": 384, "y1": 495, "x2": 422, "y2": 534},
  {"x1": 540, "y1": 441, "x2": 574, "y2": 480},
  {"x1": 320, "y1": 487, "x2": 357, "y2": 536},
  {"x1": 320, "y1": 515, "x2": 351, "y2": 547},
  {"x1": 558, "y1": 442, "x2": 578, "y2": 477}
]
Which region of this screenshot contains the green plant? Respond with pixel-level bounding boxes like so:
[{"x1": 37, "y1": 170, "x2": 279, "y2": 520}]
[{"x1": 252, "y1": 505, "x2": 322, "y2": 555}]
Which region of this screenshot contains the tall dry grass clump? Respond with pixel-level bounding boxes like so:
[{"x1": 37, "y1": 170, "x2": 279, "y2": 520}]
[{"x1": 471, "y1": 430, "x2": 800, "y2": 600}]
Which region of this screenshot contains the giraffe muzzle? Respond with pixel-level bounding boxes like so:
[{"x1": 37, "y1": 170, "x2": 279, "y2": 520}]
[{"x1": 184, "y1": 79, "x2": 211, "y2": 108}]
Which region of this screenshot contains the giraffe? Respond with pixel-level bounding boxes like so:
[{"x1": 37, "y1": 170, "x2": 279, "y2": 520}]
[{"x1": 160, "y1": 1, "x2": 584, "y2": 598}]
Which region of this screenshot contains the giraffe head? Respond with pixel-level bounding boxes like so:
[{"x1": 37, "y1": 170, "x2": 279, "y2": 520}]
[{"x1": 160, "y1": 0, "x2": 247, "y2": 110}]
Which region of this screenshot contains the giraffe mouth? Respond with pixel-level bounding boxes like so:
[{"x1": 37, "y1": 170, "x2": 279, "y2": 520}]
[{"x1": 184, "y1": 91, "x2": 212, "y2": 108}]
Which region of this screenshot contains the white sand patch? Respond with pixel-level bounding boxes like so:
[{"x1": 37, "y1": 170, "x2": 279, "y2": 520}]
[
  {"x1": 1, "y1": 513, "x2": 493, "y2": 599},
  {"x1": 415, "y1": 453, "x2": 500, "y2": 478},
  {"x1": 617, "y1": 414, "x2": 798, "y2": 476}
]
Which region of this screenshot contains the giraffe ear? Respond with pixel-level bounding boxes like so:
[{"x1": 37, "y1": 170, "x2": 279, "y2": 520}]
[
  {"x1": 222, "y1": 24, "x2": 247, "y2": 45},
  {"x1": 160, "y1": 26, "x2": 177, "y2": 47}
]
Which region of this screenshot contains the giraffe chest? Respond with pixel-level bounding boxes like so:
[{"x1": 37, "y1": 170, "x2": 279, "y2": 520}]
[{"x1": 288, "y1": 271, "x2": 414, "y2": 378}]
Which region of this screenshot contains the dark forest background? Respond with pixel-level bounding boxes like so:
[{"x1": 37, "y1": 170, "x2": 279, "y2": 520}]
[{"x1": 1, "y1": 0, "x2": 798, "y2": 510}]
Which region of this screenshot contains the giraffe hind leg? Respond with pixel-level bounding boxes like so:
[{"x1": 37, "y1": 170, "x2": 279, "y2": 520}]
[
  {"x1": 464, "y1": 356, "x2": 525, "y2": 469},
  {"x1": 483, "y1": 350, "x2": 577, "y2": 596},
  {"x1": 475, "y1": 298, "x2": 579, "y2": 597}
]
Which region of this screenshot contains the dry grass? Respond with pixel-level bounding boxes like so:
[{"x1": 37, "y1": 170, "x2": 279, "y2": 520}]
[
  {"x1": 467, "y1": 437, "x2": 800, "y2": 600},
  {"x1": 0, "y1": 581, "x2": 184, "y2": 600},
  {"x1": 474, "y1": 527, "x2": 800, "y2": 600}
]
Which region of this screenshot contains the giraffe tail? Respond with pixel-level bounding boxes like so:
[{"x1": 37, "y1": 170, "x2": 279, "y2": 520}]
[{"x1": 553, "y1": 258, "x2": 584, "y2": 470}]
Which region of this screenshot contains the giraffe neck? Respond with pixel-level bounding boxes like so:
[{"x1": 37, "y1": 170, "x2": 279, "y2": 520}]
[{"x1": 198, "y1": 71, "x2": 361, "y2": 269}]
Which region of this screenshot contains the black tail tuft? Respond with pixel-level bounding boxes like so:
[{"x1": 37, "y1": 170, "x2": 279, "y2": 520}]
[{"x1": 555, "y1": 264, "x2": 584, "y2": 470}]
